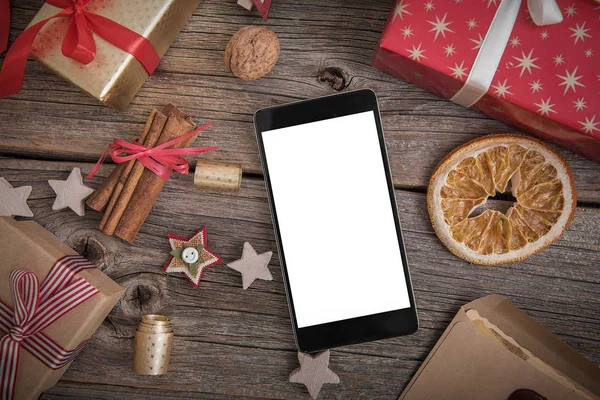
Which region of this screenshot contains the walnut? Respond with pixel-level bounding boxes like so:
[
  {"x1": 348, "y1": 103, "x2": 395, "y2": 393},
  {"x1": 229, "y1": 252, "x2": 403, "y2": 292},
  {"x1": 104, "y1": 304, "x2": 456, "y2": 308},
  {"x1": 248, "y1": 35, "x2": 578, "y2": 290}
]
[{"x1": 224, "y1": 26, "x2": 280, "y2": 80}]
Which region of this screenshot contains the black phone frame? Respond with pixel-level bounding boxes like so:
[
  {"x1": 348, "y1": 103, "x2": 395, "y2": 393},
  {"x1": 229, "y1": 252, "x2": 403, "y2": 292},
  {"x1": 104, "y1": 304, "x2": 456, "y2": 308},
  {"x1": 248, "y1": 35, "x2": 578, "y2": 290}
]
[{"x1": 254, "y1": 89, "x2": 418, "y2": 353}]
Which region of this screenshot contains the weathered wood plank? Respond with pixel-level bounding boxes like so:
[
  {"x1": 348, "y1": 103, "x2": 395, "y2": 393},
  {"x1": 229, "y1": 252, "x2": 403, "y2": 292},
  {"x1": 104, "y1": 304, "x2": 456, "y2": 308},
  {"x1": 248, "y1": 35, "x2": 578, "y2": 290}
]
[
  {"x1": 2, "y1": 1, "x2": 599, "y2": 202},
  {"x1": 0, "y1": 158, "x2": 597, "y2": 399}
]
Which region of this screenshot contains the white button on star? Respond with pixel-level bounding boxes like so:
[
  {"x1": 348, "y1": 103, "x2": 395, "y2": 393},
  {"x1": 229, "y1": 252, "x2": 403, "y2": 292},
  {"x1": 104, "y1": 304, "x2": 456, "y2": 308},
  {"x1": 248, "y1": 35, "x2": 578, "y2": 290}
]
[
  {"x1": 569, "y1": 21, "x2": 591, "y2": 44},
  {"x1": 227, "y1": 242, "x2": 273, "y2": 290},
  {"x1": 48, "y1": 168, "x2": 94, "y2": 216},
  {"x1": 0, "y1": 178, "x2": 33, "y2": 217},
  {"x1": 579, "y1": 115, "x2": 599, "y2": 135},
  {"x1": 428, "y1": 13, "x2": 454, "y2": 40},
  {"x1": 513, "y1": 49, "x2": 541, "y2": 77},
  {"x1": 556, "y1": 66, "x2": 585, "y2": 95},
  {"x1": 534, "y1": 97, "x2": 557, "y2": 116}
]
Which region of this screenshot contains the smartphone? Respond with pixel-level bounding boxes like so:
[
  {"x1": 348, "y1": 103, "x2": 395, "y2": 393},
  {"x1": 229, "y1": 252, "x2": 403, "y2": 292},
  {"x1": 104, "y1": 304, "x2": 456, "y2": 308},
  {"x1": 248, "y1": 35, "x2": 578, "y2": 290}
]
[{"x1": 254, "y1": 89, "x2": 418, "y2": 352}]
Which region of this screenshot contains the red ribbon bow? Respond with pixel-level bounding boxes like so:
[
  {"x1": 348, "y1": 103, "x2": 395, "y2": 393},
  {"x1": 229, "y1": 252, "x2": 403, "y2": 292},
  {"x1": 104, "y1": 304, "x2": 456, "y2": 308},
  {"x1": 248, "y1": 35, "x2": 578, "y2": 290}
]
[
  {"x1": 87, "y1": 121, "x2": 219, "y2": 181},
  {"x1": 0, "y1": 0, "x2": 160, "y2": 98},
  {"x1": 0, "y1": 0, "x2": 8, "y2": 53},
  {"x1": 0, "y1": 256, "x2": 99, "y2": 400}
]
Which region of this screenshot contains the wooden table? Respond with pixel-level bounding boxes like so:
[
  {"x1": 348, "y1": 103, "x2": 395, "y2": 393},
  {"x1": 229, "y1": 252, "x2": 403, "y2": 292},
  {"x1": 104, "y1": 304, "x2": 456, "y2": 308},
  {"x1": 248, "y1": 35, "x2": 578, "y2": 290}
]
[{"x1": 1, "y1": 1, "x2": 599, "y2": 398}]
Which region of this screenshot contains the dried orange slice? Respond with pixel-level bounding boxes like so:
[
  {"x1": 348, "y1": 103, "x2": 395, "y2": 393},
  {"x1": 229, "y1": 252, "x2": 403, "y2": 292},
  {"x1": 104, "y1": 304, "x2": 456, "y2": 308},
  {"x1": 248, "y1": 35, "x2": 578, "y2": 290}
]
[{"x1": 427, "y1": 134, "x2": 576, "y2": 265}]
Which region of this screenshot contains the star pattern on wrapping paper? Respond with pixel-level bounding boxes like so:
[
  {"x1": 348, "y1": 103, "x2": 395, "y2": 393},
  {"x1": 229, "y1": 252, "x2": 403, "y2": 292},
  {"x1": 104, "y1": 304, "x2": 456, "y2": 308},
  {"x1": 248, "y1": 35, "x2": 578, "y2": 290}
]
[
  {"x1": 407, "y1": 43, "x2": 426, "y2": 61},
  {"x1": 579, "y1": 115, "x2": 599, "y2": 135},
  {"x1": 470, "y1": 33, "x2": 483, "y2": 50},
  {"x1": 529, "y1": 80, "x2": 543, "y2": 93},
  {"x1": 163, "y1": 227, "x2": 222, "y2": 288},
  {"x1": 467, "y1": 18, "x2": 477, "y2": 30},
  {"x1": 227, "y1": 242, "x2": 273, "y2": 290},
  {"x1": 556, "y1": 67, "x2": 585, "y2": 95},
  {"x1": 483, "y1": 0, "x2": 498, "y2": 8},
  {"x1": 510, "y1": 36, "x2": 520, "y2": 48},
  {"x1": 569, "y1": 22, "x2": 591, "y2": 44},
  {"x1": 565, "y1": 4, "x2": 577, "y2": 17},
  {"x1": 449, "y1": 61, "x2": 468, "y2": 80},
  {"x1": 491, "y1": 106, "x2": 504, "y2": 114},
  {"x1": 513, "y1": 49, "x2": 541, "y2": 77},
  {"x1": 540, "y1": 31, "x2": 549, "y2": 40},
  {"x1": 401, "y1": 25, "x2": 414, "y2": 39},
  {"x1": 573, "y1": 98, "x2": 587, "y2": 112},
  {"x1": 553, "y1": 54, "x2": 565, "y2": 66},
  {"x1": 444, "y1": 43, "x2": 456, "y2": 57},
  {"x1": 492, "y1": 79, "x2": 512, "y2": 98},
  {"x1": 424, "y1": 0, "x2": 434, "y2": 12},
  {"x1": 584, "y1": 49, "x2": 593, "y2": 58},
  {"x1": 534, "y1": 97, "x2": 557, "y2": 116},
  {"x1": 393, "y1": 0, "x2": 412, "y2": 22},
  {"x1": 428, "y1": 13, "x2": 454, "y2": 40}
]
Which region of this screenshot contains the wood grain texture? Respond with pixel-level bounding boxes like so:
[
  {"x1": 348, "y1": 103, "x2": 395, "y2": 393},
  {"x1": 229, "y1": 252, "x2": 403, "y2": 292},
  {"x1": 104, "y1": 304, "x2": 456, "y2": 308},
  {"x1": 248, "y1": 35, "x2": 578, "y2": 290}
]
[
  {"x1": 0, "y1": 158, "x2": 597, "y2": 399},
  {"x1": 1, "y1": 0, "x2": 599, "y2": 398},
  {"x1": 1, "y1": 1, "x2": 599, "y2": 202}
]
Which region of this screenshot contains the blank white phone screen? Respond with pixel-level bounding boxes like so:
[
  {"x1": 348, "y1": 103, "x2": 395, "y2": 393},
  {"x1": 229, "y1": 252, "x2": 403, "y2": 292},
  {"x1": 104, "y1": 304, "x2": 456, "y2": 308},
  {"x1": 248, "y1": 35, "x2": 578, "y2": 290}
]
[{"x1": 262, "y1": 111, "x2": 411, "y2": 328}]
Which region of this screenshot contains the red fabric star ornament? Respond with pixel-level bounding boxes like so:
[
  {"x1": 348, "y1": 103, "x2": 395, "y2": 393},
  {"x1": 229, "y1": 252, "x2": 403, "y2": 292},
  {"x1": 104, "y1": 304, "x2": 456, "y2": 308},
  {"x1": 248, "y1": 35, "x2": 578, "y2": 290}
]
[{"x1": 163, "y1": 227, "x2": 222, "y2": 288}]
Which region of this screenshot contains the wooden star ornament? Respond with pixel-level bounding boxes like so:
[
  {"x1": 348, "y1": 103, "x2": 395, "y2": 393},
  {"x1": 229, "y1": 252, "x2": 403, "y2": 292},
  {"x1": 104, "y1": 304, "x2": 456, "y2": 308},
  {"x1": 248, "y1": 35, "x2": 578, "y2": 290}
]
[
  {"x1": 289, "y1": 350, "x2": 340, "y2": 399},
  {"x1": 163, "y1": 227, "x2": 222, "y2": 288},
  {"x1": 48, "y1": 167, "x2": 94, "y2": 216},
  {"x1": 227, "y1": 242, "x2": 273, "y2": 290},
  {"x1": 0, "y1": 177, "x2": 33, "y2": 217}
]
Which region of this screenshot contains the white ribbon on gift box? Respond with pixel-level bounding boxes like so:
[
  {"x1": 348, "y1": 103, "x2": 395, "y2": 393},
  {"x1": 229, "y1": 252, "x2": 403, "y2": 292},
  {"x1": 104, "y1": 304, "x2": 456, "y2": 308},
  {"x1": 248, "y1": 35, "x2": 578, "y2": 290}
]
[{"x1": 450, "y1": 0, "x2": 563, "y2": 108}]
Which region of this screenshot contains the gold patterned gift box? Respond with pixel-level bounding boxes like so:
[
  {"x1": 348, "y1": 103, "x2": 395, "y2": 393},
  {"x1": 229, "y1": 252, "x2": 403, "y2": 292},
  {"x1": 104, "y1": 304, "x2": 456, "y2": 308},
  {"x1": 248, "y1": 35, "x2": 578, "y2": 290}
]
[{"x1": 29, "y1": 0, "x2": 200, "y2": 110}]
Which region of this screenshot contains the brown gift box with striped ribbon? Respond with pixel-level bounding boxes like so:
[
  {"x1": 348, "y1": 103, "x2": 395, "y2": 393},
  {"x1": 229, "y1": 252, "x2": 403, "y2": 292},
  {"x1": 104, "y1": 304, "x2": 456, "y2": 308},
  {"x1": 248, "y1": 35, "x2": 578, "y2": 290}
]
[{"x1": 0, "y1": 217, "x2": 124, "y2": 400}]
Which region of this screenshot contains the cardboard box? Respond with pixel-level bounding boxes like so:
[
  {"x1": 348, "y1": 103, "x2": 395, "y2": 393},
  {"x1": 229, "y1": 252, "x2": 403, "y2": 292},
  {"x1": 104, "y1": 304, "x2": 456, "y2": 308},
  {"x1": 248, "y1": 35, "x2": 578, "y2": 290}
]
[
  {"x1": 373, "y1": 0, "x2": 600, "y2": 162},
  {"x1": 0, "y1": 217, "x2": 124, "y2": 400},
  {"x1": 29, "y1": 0, "x2": 201, "y2": 110},
  {"x1": 400, "y1": 295, "x2": 600, "y2": 400}
]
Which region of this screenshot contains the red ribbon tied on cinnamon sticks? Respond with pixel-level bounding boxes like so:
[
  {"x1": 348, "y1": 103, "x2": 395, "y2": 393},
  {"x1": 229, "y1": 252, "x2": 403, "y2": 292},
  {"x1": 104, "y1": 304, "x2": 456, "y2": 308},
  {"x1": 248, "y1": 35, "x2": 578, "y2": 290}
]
[
  {"x1": 0, "y1": 0, "x2": 160, "y2": 98},
  {"x1": 88, "y1": 122, "x2": 218, "y2": 182},
  {"x1": 0, "y1": 256, "x2": 99, "y2": 400}
]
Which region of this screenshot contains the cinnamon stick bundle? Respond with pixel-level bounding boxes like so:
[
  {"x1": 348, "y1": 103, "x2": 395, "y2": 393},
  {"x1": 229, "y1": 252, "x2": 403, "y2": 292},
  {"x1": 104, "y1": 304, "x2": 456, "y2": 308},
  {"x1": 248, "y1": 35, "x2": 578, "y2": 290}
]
[{"x1": 87, "y1": 104, "x2": 200, "y2": 243}]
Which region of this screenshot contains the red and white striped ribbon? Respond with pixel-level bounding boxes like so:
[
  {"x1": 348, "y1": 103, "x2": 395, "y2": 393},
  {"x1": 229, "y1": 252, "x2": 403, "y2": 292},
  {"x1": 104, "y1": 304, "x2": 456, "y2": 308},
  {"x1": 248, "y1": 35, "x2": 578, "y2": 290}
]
[{"x1": 0, "y1": 255, "x2": 99, "y2": 400}]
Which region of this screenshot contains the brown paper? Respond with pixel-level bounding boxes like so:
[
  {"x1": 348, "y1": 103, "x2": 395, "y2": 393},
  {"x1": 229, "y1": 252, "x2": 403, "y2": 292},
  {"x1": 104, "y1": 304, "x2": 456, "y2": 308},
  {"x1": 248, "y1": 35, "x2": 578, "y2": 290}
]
[
  {"x1": 399, "y1": 295, "x2": 600, "y2": 400},
  {"x1": 28, "y1": 0, "x2": 201, "y2": 110},
  {"x1": 0, "y1": 217, "x2": 124, "y2": 400}
]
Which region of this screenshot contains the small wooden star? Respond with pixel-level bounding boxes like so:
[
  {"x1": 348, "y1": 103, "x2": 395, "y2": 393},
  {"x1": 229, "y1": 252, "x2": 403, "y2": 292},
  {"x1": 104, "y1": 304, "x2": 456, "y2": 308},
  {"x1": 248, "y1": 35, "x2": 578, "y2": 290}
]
[
  {"x1": 48, "y1": 168, "x2": 94, "y2": 216},
  {"x1": 0, "y1": 177, "x2": 33, "y2": 217},
  {"x1": 289, "y1": 350, "x2": 340, "y2": 399},
  {"x1": 227, "y1": 242, "x2": 273, "y2": 290},
  {"x1": 163, "y1": 227, "x2": 222, "y2": 288}
]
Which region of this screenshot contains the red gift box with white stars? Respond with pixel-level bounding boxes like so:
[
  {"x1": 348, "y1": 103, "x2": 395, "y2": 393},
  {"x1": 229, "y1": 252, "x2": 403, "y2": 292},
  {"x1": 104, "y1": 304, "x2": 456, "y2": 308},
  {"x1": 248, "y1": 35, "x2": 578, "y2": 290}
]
[{"x1": 373, "y1": 0, "x2": 600, "y2": 162}]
